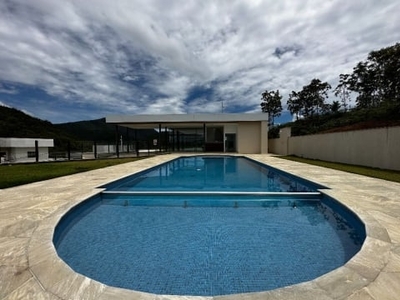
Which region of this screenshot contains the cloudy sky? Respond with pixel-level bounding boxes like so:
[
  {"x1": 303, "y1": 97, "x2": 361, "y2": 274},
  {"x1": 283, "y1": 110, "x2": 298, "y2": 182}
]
[{"x1": 0, "y1": 0, "x2": 399, "y2": 124}]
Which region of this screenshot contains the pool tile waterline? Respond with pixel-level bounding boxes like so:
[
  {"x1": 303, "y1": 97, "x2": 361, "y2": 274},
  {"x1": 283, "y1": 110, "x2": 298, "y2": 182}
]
[{"x1": 1, "y1": 154, "x2": 399, "y2": 299}]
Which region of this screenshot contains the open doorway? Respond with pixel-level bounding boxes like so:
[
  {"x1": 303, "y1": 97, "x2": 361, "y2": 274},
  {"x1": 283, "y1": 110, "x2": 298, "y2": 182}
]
[{"x1": 225, "y1": 133, "x2": 236, "y2": 152}]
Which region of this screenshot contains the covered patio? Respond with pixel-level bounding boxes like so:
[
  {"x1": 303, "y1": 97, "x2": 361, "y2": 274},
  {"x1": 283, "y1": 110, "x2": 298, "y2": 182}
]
[{"x1": 106, "y1": 113, "x2": 269, "y2": 154}]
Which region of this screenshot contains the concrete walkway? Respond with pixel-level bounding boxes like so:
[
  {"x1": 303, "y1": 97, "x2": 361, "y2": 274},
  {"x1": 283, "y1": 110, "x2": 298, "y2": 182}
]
[{"x1": 1, "y1": 154, "x2": 400, "y2": 300}]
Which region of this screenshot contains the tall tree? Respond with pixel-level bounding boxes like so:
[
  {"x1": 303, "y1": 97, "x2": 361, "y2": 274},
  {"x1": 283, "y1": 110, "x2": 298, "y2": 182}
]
[
  {"x1": 367, "y1": 43, "x2": 400, "y2": 103},
  {"x1": 330, "y1": 100, "x2": 341, "y2": 113},
  {"x1": 334, "y1": 74, "x2": 352, "y2": 111},
  {"x1": 337, "y1": 43, "x2": 400, "y2": 108},
  {"x1": 287, "y1": 79, "x2": 331, "y2": 119},
  {"x1": 287, "y1": 91, "x2": 302, "y2": 120},
  {"x1": 301, "y1": 78, "x2": 331, "y2": 117},
  {"x1": 260, "y1": 89, "x2": 283, "y2": 125}
]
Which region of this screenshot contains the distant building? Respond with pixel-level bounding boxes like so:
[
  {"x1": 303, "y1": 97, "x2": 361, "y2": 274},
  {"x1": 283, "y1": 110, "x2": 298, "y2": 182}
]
[
  {"x1": 0, "y1": 138, "x2": 54, "y2": 163},
  {"x1": 106, "y1": 113, "x2": 268, "y2": 154}
]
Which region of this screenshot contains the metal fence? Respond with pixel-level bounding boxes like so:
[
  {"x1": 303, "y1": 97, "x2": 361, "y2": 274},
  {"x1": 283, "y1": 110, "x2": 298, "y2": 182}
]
[
  {"x1": 0, "y1": 138, "x2": 169, "y2": 164},
  {"x1": 51, "y1": 140, "x2": 168, "y2": 161}
]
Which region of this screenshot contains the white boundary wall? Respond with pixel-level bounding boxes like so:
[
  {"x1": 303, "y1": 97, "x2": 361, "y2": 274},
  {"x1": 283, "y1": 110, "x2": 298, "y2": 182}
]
[{"x1": 269, "y1": 126, "x2": 400, "y2": 171}]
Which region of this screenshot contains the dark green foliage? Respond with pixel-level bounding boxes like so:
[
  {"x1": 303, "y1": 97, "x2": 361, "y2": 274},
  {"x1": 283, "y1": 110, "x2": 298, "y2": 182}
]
[
  {"x1": 0, "y1": 105, "x2": 83, "y2": 151},
  {"x1": 330, "y1": 101, "x2": 341, "y2": 113},
  {"x1": 287, "y1": 91, "x2": 302, "y2": 120},
  {"x1": 334, "y1": 74, "x2": 352, "y2": 111},
  {"x1": 260, "y1": 89, "x2": 283, "y2": 126},
  {"x1": 289, "y1": 103, "x2": 400, "y2": 136},
  {"x1": 0, "y1": 105, "x2": 75, "y2": 140},
  {"x1": 55, "y1": 118, "x2": 117, "y2": 142},
  {"x1": 56, "y1": 118, "x2": 157, "y2": 144},
  {"x1": 267, "y1": 126, "x2": 280, "y2": 139},
  {"x1": 336, "y1": 43, "x2": 400, "y2": 109},
  {"x1": 287, "y1": 78, "x2": 331, "y2": 119}
]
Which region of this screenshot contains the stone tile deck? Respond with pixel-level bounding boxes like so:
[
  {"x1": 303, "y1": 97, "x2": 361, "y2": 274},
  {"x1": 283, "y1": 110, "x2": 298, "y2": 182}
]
[{"x1": 1, "y1": 154, "x2": 400, "y2": 300}]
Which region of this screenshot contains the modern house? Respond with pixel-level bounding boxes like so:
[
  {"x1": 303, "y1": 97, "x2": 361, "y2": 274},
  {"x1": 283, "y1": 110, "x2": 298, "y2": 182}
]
[
  {"x1": 0, "y1": 138, "x2": 54, "y2": 163},
  {"x1": 106, "y1": 113, "x2": 268, "y2": 154}
]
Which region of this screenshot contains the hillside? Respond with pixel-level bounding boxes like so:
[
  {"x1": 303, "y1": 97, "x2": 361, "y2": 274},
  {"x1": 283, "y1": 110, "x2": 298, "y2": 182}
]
[
  {"x1": 56, "y1": 118, "x2": 157, "y2": 142},
  {"x1": 55, "y1": 118, "x2": 116, "y2": 142},
  {"x1": 0, "y1": 105, "x2": 156, "y2": 144},
  {"x1": 0, "y1": 105, "x2": 76, "y2": 140}
]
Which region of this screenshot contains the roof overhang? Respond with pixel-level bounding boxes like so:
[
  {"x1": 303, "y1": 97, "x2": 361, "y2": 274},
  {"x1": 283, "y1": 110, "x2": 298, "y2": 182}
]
[{"x1": 106, "y1": 113, "x2": 268, "y2": 129}]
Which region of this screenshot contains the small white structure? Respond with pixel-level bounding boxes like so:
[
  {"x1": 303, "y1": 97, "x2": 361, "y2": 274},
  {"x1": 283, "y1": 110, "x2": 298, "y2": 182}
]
[{"x1": 0, "y1": 138, "x2": 54, "y2": 163}]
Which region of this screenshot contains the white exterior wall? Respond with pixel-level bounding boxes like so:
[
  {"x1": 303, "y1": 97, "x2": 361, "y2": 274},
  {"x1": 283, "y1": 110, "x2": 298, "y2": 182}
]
[
  {"x1": 260, "y1": 121, "x2": 268, "y2": 154},
  {"x1": 237, "y1": 122, "x2": 261, "y2": 154},
  {"x1": 0, "y1": 138, "x2": 54, "y2": 163},
  {"x1": 8, "y1": 147, "x2": 50, "y2": 163}
]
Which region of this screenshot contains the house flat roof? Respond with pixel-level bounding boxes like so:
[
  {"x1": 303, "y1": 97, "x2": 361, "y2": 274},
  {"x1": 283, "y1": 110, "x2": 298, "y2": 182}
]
[
  {"x1": 106, "y1": 113, "x2": 268, "y2": 129},
  {"x1": 0, "y1": 138, "x2": 54, "y2": 148}
]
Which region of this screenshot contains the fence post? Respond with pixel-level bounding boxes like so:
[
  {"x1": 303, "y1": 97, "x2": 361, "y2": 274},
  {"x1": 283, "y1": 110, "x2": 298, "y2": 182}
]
[
  {"x1": 115, "y1": 125, "x2": 120, "y2": 158},
  {"x1": 35, "y1": 140, "x2": 39, "y2": 162},
  {"x1": 126, "y1": 127, "x2": 130, "y2": 153},
  {"x1": 94, "y1": 141, "x2": 97, "y2": 159},
  {"x1": 159, "y1": 124, "x2": 162, "y2": 153},
  {"x1": 135, "y1": 130, "x2": 139, "y2": 157},
  {"x1": 165, "y1": 126, "x2": 168, "y2": 152},
  {"x1": 67, "y1": 141, "x2": 71, "y2": 160}
]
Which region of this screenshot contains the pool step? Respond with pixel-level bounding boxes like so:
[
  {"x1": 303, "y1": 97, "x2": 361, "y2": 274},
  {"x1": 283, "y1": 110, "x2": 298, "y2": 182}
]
[{"x1": 101, "y1": 191, "x2": 321, "y2": 196}]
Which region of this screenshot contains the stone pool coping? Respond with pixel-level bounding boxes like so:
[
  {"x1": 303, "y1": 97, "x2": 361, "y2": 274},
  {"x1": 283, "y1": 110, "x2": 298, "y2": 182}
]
[{"x1": 1, "y1": 154, "x2": 400, "y2": 299}]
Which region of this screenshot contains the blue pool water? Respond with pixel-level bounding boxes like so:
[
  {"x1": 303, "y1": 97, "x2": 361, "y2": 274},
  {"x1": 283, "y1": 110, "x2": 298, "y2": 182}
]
[
  {"x1": 103, "y1": 156, "x2": 322, "y2": 192},
  {"x1": 54, "y1": 156, "x2": 365, "y2": 296}
]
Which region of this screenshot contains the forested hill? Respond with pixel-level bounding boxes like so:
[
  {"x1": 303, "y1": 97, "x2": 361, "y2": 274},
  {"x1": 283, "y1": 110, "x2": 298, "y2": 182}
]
[
  {"x1": 55, "y1": 118, "x2": 117, "y2": 142},
  {"x1": 0, "y1": 105, "x2": 76, "y2": 140},
  {"x1": 0, "y1": 105, "x2": 155, "y2": 142},
  {"x1": 56, "y1": 118, "x2": 156, "y2": 142},
  {"x1": 0, "y1": 105, "x2": 122, "y2": 141}
]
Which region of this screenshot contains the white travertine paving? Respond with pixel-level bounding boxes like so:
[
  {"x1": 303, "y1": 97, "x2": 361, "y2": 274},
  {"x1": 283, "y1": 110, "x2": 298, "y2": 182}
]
[{"x1": 1, "y1": 154, "x2": 400, "y2": 299}]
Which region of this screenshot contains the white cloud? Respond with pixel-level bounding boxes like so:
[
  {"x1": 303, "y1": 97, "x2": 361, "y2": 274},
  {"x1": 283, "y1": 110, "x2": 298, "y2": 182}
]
[
  {"x1": 0, "y1": 0, "x2": 399, "y2": 122},
  {"x1": 0, "y1": 84, "x2": 18, "y2": 95}
]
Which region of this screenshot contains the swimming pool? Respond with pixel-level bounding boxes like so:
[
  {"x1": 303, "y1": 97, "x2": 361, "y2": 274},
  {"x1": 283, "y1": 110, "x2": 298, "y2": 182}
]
[
  {"x1": 54, "y1": 156, "x2": 365, "y2": 296},
  {"x1": 102, "y1": 156, "x2": 321, "y2": 192}
]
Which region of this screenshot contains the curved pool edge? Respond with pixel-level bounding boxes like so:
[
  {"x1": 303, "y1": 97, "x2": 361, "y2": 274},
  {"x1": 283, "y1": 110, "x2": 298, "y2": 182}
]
[{"x1": 14, "y1": 154, "x2": 399, "y2": 299}]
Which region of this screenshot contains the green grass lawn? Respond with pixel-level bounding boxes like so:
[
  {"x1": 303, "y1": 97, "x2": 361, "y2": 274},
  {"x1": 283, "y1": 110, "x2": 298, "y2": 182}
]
[
  {"x1": 0, "y1": 157, "x2": 147, "y2": 189},
  {"x1": 279, "y1": 155, "x2": 400, "y2": 183}
]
